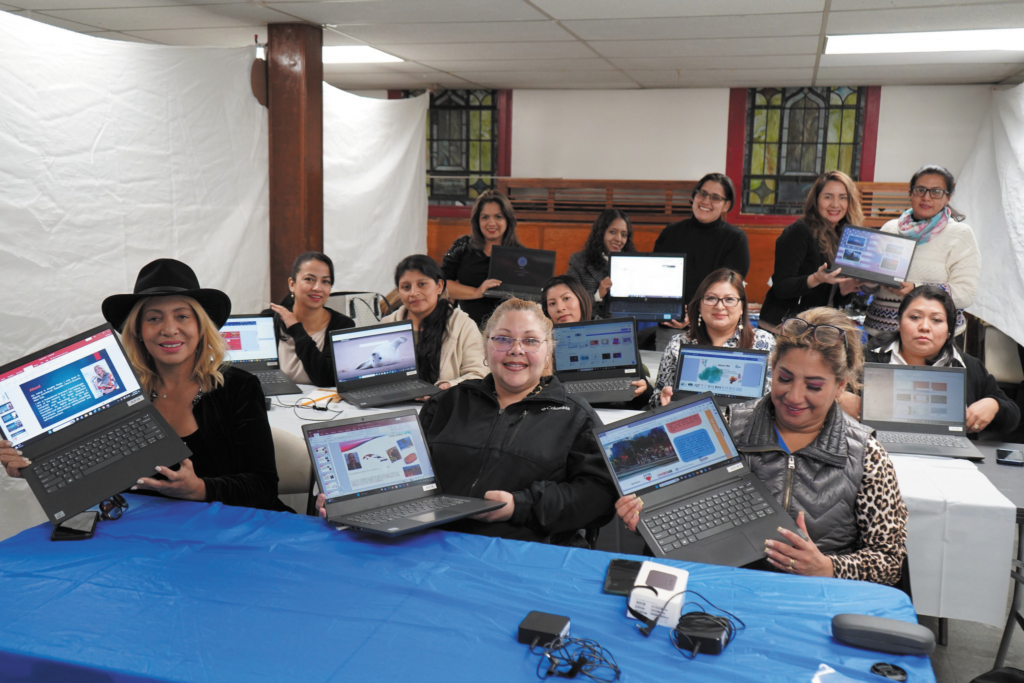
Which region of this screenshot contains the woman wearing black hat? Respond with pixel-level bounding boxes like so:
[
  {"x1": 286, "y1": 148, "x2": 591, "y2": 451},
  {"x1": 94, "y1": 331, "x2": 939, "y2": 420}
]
[{"x1": 2, "y1": 259, "x2": 284, "y2": 511}]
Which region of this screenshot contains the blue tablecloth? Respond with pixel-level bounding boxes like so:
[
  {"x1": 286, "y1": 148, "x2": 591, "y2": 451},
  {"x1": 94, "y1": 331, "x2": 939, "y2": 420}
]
[{"x1": 0, "y1": 495, "x2": 933, "y2": 683}]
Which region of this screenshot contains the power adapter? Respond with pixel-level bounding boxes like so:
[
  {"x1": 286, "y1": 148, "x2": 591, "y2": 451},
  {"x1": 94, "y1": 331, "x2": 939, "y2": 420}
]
[
  {"x1": 519, "y1": 611, "x2": 570, "y2": 647},
  {"x1": 673, "y1": 622, "x2": 729, "y2": 655}
]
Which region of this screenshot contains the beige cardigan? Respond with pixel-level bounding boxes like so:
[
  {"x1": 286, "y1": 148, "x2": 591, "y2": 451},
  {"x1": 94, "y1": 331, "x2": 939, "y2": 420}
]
[{"x1": 381, "y1": 305, "x2": 488, "y2": 386}]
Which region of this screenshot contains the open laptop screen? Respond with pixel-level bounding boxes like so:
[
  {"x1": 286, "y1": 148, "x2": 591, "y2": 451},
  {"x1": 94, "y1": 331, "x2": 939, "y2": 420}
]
[
  {"x1": 834, "y1": 226, "x2": 915, "y2": 284},
  {"x1": 609, "y1": 255, "x2": 684, "y2": 299},
  {"x1": 675, "y1": 347, "x2": 769, "y2": 401},
  {"x1": 220, "y1": 316, "x2": 279, "y2": 363},
  {"x1": 331, "y1": 323, "x2": 417, "y2": 384},
  {"x1": 862, "y1": 364, "x2": 966, "y2": 427},
  {"x1": 596, "y1": 395, "x2": 739, "y2": 497},
  {"x1": 0, "y1": 328, "x2": 142, "y2": 448},
  {"x1": 306, "y1": 412, "x2": 437, "y2": 504},
  {"x1": 488, "y1": 247, "x2": 556, "y2": 288},
  {"x1": 553, "y1": 321, "x2": 638, "y2": 373}
]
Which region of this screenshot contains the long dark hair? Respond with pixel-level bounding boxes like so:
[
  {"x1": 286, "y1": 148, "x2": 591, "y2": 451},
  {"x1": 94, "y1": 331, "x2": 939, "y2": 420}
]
[
  {"x1": 802, "y1": 170, "x2": 864, "y2": 262},
  {"x1": 469, "y1": 190, "x2": 522, "y2": 251},
  {"x1": 871, "y1": 285, "x2": 957, "y2": 361},
  {"x1": 541, "y1": 275, "x2": 593, "y2": 323},
  {"x1": 583, "y1": 209, "x2": 636, "y2": 270},
  {"x1": 686, "y1": 268, "x2": 754, "y2": 348},
  {"x1": 909, "y1": 164, "x2": 966, "y2": 222},
  {"x1": 394, "y1": 255, "x2": 453, "y2": 385},
  {"x1": 275, "y1": 251, "x2": 335, "y2": 336}
]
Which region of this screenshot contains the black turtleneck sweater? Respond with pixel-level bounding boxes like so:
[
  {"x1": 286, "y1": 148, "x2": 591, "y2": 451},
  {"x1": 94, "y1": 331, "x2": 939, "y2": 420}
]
[{"x1": 652, "y1": 216, "x2": 750, "y2": 304}]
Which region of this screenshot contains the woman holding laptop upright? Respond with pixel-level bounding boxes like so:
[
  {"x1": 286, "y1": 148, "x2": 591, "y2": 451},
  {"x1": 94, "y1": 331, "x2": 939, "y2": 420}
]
[{"x1": 565, "y1": 209, "x2": 637, "y2": 315}]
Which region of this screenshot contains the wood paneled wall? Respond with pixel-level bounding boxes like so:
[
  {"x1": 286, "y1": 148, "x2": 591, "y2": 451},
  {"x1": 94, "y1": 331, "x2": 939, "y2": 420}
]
[{"x1": 427, "y1": 218, "x2": 783, "y2": 304}]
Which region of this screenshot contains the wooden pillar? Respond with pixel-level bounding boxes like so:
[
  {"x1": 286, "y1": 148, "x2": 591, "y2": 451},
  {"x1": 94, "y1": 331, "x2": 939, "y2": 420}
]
[{"x1": 267, "y1": 23, "x2": 323, "y2": 304}]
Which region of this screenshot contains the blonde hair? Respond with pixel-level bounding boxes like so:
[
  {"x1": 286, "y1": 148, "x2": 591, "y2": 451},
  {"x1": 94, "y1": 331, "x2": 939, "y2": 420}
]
[
  {"x1": 483, "y1": 298, "x2": 555, "y2": 372},
  {"x1": 803, "y1": 170, "x2": 864, "y2": 261},
  {"x1": 772, "y1": 307, "x2": 864, "y2": 392},
  {"x1": 121, "y1": 295, "x2": 227, "y2": 397}
]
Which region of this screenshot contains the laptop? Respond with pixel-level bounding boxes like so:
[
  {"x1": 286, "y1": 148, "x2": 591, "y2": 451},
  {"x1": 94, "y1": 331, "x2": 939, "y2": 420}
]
[
  {"x1": 219, "y1": 315, "x2": 301, "y2": 396},
  {"x1": 672, "y1": 346, "x2": 770, "y2": 406},
  {"x1": 0, "y1": 325, "x2": 191, "y2": 525},
  {"x1": 552, "y1": 318, "x2": 642, "y2": 404},
  {"x1": 594, "y1": 392, "x2": 800, "y2": 567},
  {"x1": 607, "y1": 253, "x2": 686, "y2": 321},
  {"x1": 833, "y1": 225, "x2": 918, "y2": 287},
  {"x1": 861, "y1": 363, "x2": 984, "y2": 461},
  {"x1": 304, "y1": 409, "x2": 504, "y2": 536},
  {"x1": 482, "y1": 246, "x2": 557, "y2": 302},
  {"x1": 330, "y1": 321, "x2": 439, "y2": 407}
]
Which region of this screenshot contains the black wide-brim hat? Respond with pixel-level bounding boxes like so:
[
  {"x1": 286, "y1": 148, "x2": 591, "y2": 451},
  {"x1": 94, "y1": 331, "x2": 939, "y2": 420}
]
[{"x1": 102, "y1": 259, "x2": 232, "y2": 332}]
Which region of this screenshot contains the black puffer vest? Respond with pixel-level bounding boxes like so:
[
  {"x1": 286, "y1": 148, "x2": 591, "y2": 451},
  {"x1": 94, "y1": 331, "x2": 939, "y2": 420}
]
[{"x1": 728, "y1": 396, "x2": 872, "y2": 556}]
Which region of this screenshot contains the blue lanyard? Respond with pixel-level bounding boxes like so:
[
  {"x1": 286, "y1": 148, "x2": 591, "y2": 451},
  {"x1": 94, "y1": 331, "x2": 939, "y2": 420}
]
[{"x1": 773, "y1": 426, "x2": 791, "y2": 454}]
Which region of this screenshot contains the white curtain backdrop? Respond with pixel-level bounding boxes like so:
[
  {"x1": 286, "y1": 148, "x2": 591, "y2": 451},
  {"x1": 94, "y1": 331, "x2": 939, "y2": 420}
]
[
  {"x1": 323, "y1": 86, "x2": 428, "y2": 297},
  {"x1": 957, "y1": 83, "x2": 1024, "y2": 344},
  {"x1": 0, "y1": 11, "x2": 269, "y2": 366}
]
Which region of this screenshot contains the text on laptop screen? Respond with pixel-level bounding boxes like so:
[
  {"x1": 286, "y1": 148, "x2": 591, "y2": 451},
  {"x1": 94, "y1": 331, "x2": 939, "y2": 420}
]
[
  {"x1": 834, "y1": 227, "x2": 914, "y2": 281},
  {"x1": 306, "y1": 413, "x2": 436, "y2": 503},
  {"x1": 676, "y1": 348, "x2": 768, "y2": 400},
  {"x1": 609, "y1": 256, "x2": 684, "y2": 299},
  {"x1": 862, "y1": 365, "x2": 966, "y2": 426},
  {"x1": 554, "y1": 322, "x2": 637, "y2": 373},
  {"x1": 598, "y1": 396, "x2": 739, "y2": 496},
  {"x1": 0, "y1": 329, "x2": 141, "y2": 448},
  {"x1": 489, "y1": 247, "x2": 556, "y2": 288},
  {"x1": 331, "y1": 325, "x2": 417, "y2": 383},
  {"x1": 220, "y1": 317, "x2": 278, "y2": 363}
]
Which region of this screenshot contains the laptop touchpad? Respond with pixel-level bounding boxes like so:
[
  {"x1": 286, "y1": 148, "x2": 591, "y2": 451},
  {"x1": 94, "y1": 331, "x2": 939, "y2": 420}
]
[
  {"x1": 702, "y1": 534, "x2": 760, "y2": 567},
  {"x1": 409, "y1": 510, "x2": 453, "y2": 523}
]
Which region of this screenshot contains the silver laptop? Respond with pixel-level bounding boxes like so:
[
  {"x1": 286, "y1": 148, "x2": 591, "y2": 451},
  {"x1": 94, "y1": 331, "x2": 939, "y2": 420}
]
[
  {"x1": 482, "y1": 246, "x2": 557, "y2": 302},
  {"x1": 0, "y1": 325, "x2": 191, "y2": 525},
  {"x1": 833, "y1": 225, "x2": 918, "y2": 287},
  {"x1": 552, "y1": 318, "x2": 641, "y2": 404},
  {"x1": 861, "y1": 363, "x2": 984, "y2": 461},
  {"x1": 303, "y1": 409, "x2": 503, "y2": 536},
  {"x1": 330, "y1": 321, "x2": 439, "y2": 407},
  {"x1": 594, "y1": 392, "x2": 800, "y2": 567},
  {"x1": 607, "y1": 253, "x2": 686, "y2": 321},
  {"x1": 219, "y1": 315, "x2": 301, "y2": 396},
  {"x1": 672, "y1": 346, "x2": 770, "y2": 406}
]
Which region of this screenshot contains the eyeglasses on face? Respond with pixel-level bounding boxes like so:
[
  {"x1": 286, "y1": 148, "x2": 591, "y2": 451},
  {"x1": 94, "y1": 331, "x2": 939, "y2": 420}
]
[
  {"x1": 779, "y1": 317, "x2": 849, "y2": 352},
  {"x1": 695, "y1": 189, "x2": 727, "y2": 204},
  {"x1": 701, "y1": 295, "x2": 742, "y2": 308},
  {"x1": 910, "y1": 186, "x2": 950, "y2": 199},
  {"x1": 488, "y1": 336, "x2": 547, "y2": 352}
]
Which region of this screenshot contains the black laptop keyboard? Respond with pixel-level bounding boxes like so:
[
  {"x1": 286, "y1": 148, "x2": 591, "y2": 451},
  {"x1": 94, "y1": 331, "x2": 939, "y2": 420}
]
[
  {"x1": 877, "y1": 431, "x2": 968, "y2": 448},
  {"x1": 610, "y1": 302, "x2": 676, "y2": 314},
  {"x1": 253, "y1": 370, "x2": 293, "y2": 385},
  {"x1": 565, "y1": 378, "x2": 635, "y2": 394},
  {"x1": 346, "y1": 380, "x2": 430, "y2": 400},
  {"x1": 35, "y1": 414, "x2": 165, "y2": 495},
  {"x1": 645, "y1": 482, "x2": 772, "y2": 552},
  {"x1": 345, "y1": 496, "x2": 468, "y2": 525}
]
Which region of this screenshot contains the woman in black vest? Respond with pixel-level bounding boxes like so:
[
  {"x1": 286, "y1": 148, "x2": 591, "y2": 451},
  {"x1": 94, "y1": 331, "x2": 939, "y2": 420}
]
[{"x1": 616, "y1": 307, "x2": 908, "y2": 586}]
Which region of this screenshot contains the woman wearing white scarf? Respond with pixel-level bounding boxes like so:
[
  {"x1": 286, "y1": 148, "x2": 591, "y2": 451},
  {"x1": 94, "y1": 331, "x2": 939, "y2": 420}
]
[{"x1": 863, "y1": 165, "x2": 980, "y2": 339}]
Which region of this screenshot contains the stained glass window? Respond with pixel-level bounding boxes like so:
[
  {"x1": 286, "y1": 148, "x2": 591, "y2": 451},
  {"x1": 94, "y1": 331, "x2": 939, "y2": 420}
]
[
  {"x1": 743, "y1": 87, "x2": 866, "y2": 215},
  {"x1": 403, "y1": 89, "x2": 499, "y2": 205}
]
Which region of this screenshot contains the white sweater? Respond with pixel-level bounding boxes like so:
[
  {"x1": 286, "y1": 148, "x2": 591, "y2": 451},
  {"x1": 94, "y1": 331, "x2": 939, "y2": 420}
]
[{"x1": 863, "y1": 218, "x2": 980, "y2": 337}]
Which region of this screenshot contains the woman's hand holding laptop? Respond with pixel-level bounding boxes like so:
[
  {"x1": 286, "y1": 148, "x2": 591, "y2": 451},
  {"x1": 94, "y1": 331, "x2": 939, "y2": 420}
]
[{"x1": 1, "y1": 440, "x2": 29, "y2": 478}]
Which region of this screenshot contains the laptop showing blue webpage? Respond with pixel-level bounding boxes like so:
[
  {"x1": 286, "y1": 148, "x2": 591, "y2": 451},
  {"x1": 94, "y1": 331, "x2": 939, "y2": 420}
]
[
  {"x1": 833, "y1": 225, "x2": 917, "y2": 287},
  {"x1": 552, "y1": 317, "x2": 640, "y2": 403},
  {"x1": 304, "y1": 409, "x2": 502, "y2": 536},
  {"x1": 593, "y1": 392, "x2": 799, "y2": 566},
  {"x1": 219, "y1": 315, "x2": 300, "y2": 396},
  {"x1": 672, "y1": 346, "x2": 770, "y2": 405}
]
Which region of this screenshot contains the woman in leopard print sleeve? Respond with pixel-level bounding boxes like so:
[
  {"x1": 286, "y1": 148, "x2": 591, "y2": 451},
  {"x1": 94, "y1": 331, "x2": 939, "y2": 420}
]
[{"x1": 617, "y1": 306, "x2": 908, "y2": 586}]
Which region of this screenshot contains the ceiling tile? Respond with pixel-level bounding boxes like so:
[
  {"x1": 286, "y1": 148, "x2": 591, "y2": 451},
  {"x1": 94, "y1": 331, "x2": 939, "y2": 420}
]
[
  {"x1": 564, "y1": 13, "x2": 822, "y2": 41},
  {"x1": 322, "y1": 60, "x2": 441, "y2": 74},
  {"x1": 628, "y1": 67, "x2": 815, "y2": 87},
  {"x1": 423, "y1": 57, "x2": 614, "y2": 72},
  {"x1": 815, "y1": 62, "x2": 1021, "y2": 85},
  {"x1": 333, "y1": 20, "x2": 572, "y2": 44},
  {"x1": 445, "y1": 69, "x2": 635, "y2": 86},
  {"x1": 323, "y1": 71, "x2": 478, "y2": 89},
  {"x1": 84, "y1": 31, "x2": 162, "y2": 44},
  {"x1": 827, "y1": 3, "x2": 1024, "y2": 34},
  {"x1": 831, "y1": 0, "x2": 1013, "y2": 9},
  {"x1": 121, "y1": 26, "x2": 270, "y2": 47},
  {"x1": 5, "y1": 9, "x2": 101, "y2": 31},
  {"x1": 820, "y1": 51, "x2": 1024, "y2": 67},
  {"x1": 267, "y1": 0, "x2": 547, "y2": 25},
  {"x1": 7, "y1": 0, "x2": 234, "y2": 7},
  {"x1": 381, "y1": 41, "x2": 595, "y2": 61},
  {"x1": 610, "y1": 55, "x2": 816, "y2": 70},
  {"x1": 591, "y1": 36, "x2": 820, "y2": 58},
  {"x1": 531, "y1": 0, "x2": 825, "y2": 20},
  {"x1": 39, "y1": 3, "x2": 292, "y2": 31}
]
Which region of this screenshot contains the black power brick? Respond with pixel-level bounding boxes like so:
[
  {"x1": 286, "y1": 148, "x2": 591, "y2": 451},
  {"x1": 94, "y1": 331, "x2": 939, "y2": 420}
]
[
  {"x1": 672, "y1": 619, "x2": 730, "y2": 655},
  {"x1": 518, "y1": 611, "x2": 570, "y2": 647}
]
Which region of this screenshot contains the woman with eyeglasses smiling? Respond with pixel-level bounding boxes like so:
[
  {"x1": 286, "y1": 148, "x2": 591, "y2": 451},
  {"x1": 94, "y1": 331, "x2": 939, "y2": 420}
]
[
  {"x1": 313, "y1": 297, "x2": 618, "y2": 546},
  {"x1": 618, "y1": 307, "x2": 909, "y2": 587},
  {"x1": 652, "y1": 173, "x2": 749, "y2": 341},
  {"x1": 649, "y1": 269, "x2": 775, "y2": 408},
  {"x1": 863, "y1": 164, "x2": 980, "y2": 339}
]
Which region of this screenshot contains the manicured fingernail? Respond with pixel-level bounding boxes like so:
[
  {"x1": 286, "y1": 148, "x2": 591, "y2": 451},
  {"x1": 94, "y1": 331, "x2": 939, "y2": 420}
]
[
  {"x1": 765, "y1": 540, "x2": 774, "y2": 547},
  {"x1": 130, "y1": 486, "x2": 138, "y2": 490},
  {"x1": 137, "y1": 479, "x2": 145, "y2": 485},
  {"x1": 154, "y1": 466, "x2": 162, "y2": 472}
]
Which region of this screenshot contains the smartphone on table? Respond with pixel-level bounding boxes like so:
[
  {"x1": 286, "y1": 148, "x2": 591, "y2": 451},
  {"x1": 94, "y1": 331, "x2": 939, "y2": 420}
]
[
  {"x1": 50, "y1": 511, "x2": 99, "y2": 541},
  {"x1": 997, "y1": 448, "x2": 1024, "y2": 467}
]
